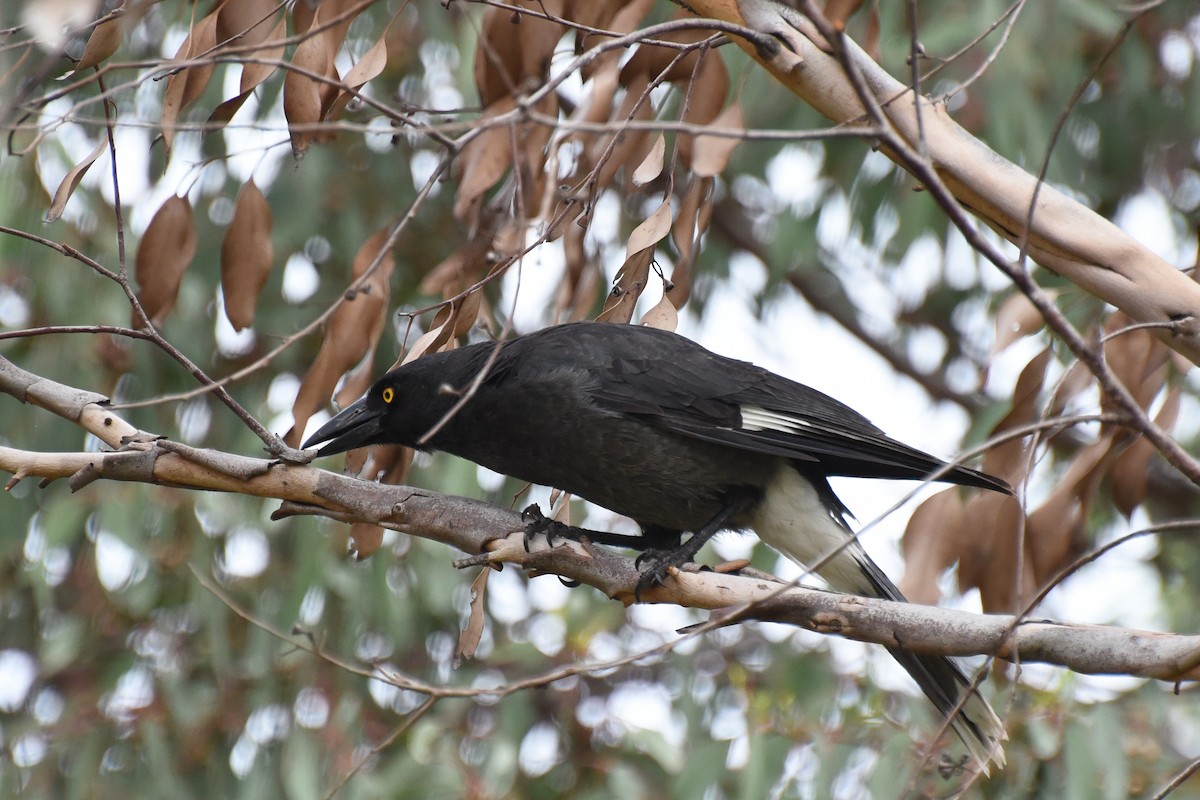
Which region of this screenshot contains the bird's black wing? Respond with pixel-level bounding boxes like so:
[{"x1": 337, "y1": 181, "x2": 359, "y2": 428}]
[{"x1": 520, "y1": 323, "x2": 1004, "y2": 491}]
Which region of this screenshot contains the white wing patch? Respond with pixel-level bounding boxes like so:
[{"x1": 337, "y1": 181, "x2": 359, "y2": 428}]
[{"x1": 739, "y1": 404, "x2": 813, "y2": 433}]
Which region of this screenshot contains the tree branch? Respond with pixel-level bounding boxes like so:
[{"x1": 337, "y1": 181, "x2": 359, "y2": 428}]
[
  {"x1": 3, "y1": 356, "x2": 1200, "y2": 683},
  {"x1": 682, "y1": 0, "x2": 1200, "y2": 365}
]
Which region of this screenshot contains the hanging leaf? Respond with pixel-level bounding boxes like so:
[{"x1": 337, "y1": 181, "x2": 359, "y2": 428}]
[
  {"x1": 324, "y1": 28, "x2": 391, "y2": 121},
  {"x1": 207, "y1": 12, "x2": 287, "y2": 126},
  {"x1": 625, "y1": 199, "x2": 672, "y2": 257},
  {"x1": 286, "y1": 227, "x2": 395, "y2": 447},
  {"x1": 133, "y1": 196, "x2": 197, "y2": 327},
  {"x1": 639, "y1": 293, "x2": 678, "y2": 331},
  {"x1": 455, "y1": 567, "x2": 492, "y2": 666},
  {"x1": 220, "y1": 180, "x2": 274, "y2": 331},
  {"x1": 453, "y1": 97, "x2": 518, "y2": 220},
  {"x1": 692, "y1": 103, "x2": 744, "y2": 178},
  {"x1": 161, "y1": 10, "x2": 220, "y2": 154},
  {"x1": 74, "y1": 16, "x2": 122, "y2": 72},
  {"x1": 631, "y1": 133, "x2": 666, "y2": 187},
  {"x1": 44, "y1": 138, "x2": 106, "y2": 222},
  {"x1": 282, "y1": 30, "x2": 329, "y2": 161}
]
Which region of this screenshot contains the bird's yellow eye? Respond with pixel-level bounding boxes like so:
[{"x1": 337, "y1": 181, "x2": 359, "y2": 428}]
[{"x1": 381, "y1": 387, "x2": 395, "y2": 403}]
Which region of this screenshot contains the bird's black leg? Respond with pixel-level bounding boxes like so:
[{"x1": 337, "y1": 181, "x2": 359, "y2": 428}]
[
  {"x1": 521, "y1": 504, "x2": 652, "y2": 551},
  {"x1": 634, "y1": 498, "x2": 750, "y2": 599}
]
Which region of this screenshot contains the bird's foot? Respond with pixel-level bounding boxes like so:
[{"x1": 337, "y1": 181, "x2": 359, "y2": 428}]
[
  {"x1": 521, "y1": 504, "x2": 575, "y2": 551},
  {"x1": 633, "y1": 542, "x2": 705, "y2": 601}
]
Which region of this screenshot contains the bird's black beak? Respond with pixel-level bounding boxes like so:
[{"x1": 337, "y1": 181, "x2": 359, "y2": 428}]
[{"x1": 302, "y1": 398, "x2": 385, "y2": 456}]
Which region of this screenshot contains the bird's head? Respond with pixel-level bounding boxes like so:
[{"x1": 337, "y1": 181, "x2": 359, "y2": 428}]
[{"x1": 302, "y1": 377, "x2": 403, "y2": 456}]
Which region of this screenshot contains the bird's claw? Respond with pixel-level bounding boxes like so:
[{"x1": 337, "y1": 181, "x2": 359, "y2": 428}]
[
  {"x1": 521, "y1": 504, "x2": 571, "y2": 552},
  {"x1": 633, "y1": 548, "x2": 691, "y2": 601}
]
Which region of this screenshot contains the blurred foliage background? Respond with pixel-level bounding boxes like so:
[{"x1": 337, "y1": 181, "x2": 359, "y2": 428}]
[{"x1": 2, "y1": 1, "x2": 1200, "y2": 797}]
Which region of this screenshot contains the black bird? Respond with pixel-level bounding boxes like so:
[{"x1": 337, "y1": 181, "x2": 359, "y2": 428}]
[{"x1": 304, "y1": 321, "x2": 1008, "y2": 769}]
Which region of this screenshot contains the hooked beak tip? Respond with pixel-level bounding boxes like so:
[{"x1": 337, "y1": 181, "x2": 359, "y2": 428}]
[{"x1": 302, "y1": 400, "x2": 384, "y2": 455}]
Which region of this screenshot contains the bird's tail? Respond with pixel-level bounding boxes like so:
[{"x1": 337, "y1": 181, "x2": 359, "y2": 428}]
[
  {"x1": 853, "y1": 552, "x2": 1007, "y2": 773},
  {"x1": 748, "y1": 466, "x2": 1006, "y2": 770}
]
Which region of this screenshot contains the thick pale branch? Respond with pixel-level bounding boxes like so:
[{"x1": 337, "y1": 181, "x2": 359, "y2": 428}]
[
  {"x1": 4, "y1": 436, "x2": 1200, "y2": 679},
  {"x1": 685, "y1": 0, "x2": 1200, "y2": 363},
  {"x1": 3, "y1": 355, "x2": 1198, "y2": 681}
]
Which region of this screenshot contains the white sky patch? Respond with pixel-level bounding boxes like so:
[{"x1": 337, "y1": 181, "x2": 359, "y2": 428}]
[
  {"x1": 221, "y1": 526, "x2": 269, "y2": 579},
  {"x1": 95, "y1": 530, "x2": 148, "y2": 593},
  {"x1": 409, "y1": 149, "x2": 442, "y2": 186},
  {"x1": 282, "y1": 253, "x2": 320, "y2": 303},
  {"x1": 0, "y1": 649, "x2": 36, "y2": 711},
  {"x1": 527, "y1": 573, "x2": 570, "y2": 612},
  {"x1": 1114, "y1": 188, "x2": 1184, "y2": 263},
  {"x1": 487, "y1": 564, "x2": 532, "y2": 625},
  {"x1": 765, "y1": 144, "x2": 825, "y2": 213},
  {"x1": 499, "y1": 234, "x2": 566, "y2": 330},
  {"x1": 896, "y1": 233, "x2": 943, "y2": 308},
  {"x1": 1160, "y1": 30, "x2": 1194, "y2": 80},
  {"x1": 297, "y1": 586, "x2": 326, "y2": 628},
  {"x1": 10, "y1": 733, "x2": 47, "y2": 768},
  {"x1": 102, "y1": 663, "x2": 154, "y2": 722},
  {"x1": 101, "y1": 126, "x2": 152, "y2": 205},
  {"x1": 267, "y1": 372, "x2": 301, "y2": 412},
  {"x1": 294, "y1": 687, "x2": 330, "y2": 730},
  {"x1": 518, "y1": 722, "x2": 560, "y2": 776},
  {"x1": 607, "y1": 681, "x2": 683, "y2": 748},
  {"x1": 215, "y1": 289, "x2": 256, "y2": 358}
]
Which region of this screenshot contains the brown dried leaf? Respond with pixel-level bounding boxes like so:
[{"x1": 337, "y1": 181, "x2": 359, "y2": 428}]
[
  {"x1": 981, "y1": 347, "x2": 1051, "y2": 483},
  {"x1": 1046, "y1": 361, "x2": 1093, "y2": 419},
  {"x1": 556, "y1": 223, "x2": 599, "y2": 321},
  {"x1": 474, "y1": 1, "x2": 565, "y2": 108},
  {"x1": 631, "y1": 133, "x2": 666, "y2": 187},
  {"x1": 595, "y1": 90, "x2": 653, "y2": 190},
  {"x1": 626, "y1": 199, "x2": 672, "y2": 256},
  {"x1": 676, "y1": 53, "x2": 729, "y2": 168},
  {"x1": 208, "y1": 12, "x2": 287, "y2": 125},
  {"x1": 456, "y1": 567, "x2": 491, "y2": 665},
  {"x1": 824, "y1": 0, "x2": 868, "y2": 26},
  {"x1": 1110, "y1": 384, "x2": 1182, "y2": 516},
  {"x1": 161, "y1": 10, "x2": 220, "y2": 154},
  {"x1": 1103, "y1": 311, "x2": 1170, "y2": 413},
  {"x1": 598, "y1": 249, "x2": 652, "y2": 325},
  {"x1": 691, "y1": 102, "x2": 744, "y2": 178},
  {"x1": 639, "y1": 293, "x2": 678, "y2": 331},
  {"x1": 348, "y1": 523, "x2": 384, "y2": 560},
  {"x1": 220, "y1": 179, "x2": 274, "y2": 331},
  {"x1": 957, "y1": 491, "x2": 1030, "y2": 613},
  {"x1": 333, "y1": 229, "x2": 396, "y2": 409},
  {"x1": 419, "y1": 230, "x2": 494, "y2": 295},
  {"x1": 863, "y1": 7, "x2": 880, "y2": 61},
  {"x1": 215, "y1": 0, "x2": 276, "y2": 46},
  {"x1": 451, "y1": 290, "x2": 483, "y2": 339},
  {"x1": 598, "y1": 188, "x2": 672, "y2": 325},
  {"x1": 134, "y1": 196, "x2": 197, "y2": 327},
  {"x1": 620, "y1": 23, "x2": 719, "y2": 85},
  {"x1": 899, "y1": 488, "x2": 967, "y2": 605},
  {"x1": 1026, "y1": 437, "x2": 1115, "y2": 586},
  {"x1": 74, "y1": 16, "x2": 121, "y2": 72},
  {"x1": 283, "y1": 30, "x2": 329, "y2": 161},
  {"x1": 342, "y1": 28, "x2": 390, "y2": 89},
  {"x1": 668, "y1": 177, "x2": 711, "y2": 308},
  {"x1": 401, "y1": 308, "x2": 454, "y2": 366},
  {"x1": 287, "y1": 228, "x2": 395, "y2": 446},
  {"x1": 44, "y1": 138, "x2": 106, "y2": 222},
  {"x1": 453, "y1": 97, "x2": 518, "y2": 220},
  {"x1": 993, "y1": 292, "x2": 1048, "y2": 354},
  {"x1": 325, "y1": 28, "x2": 391, "y2": 123}
]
